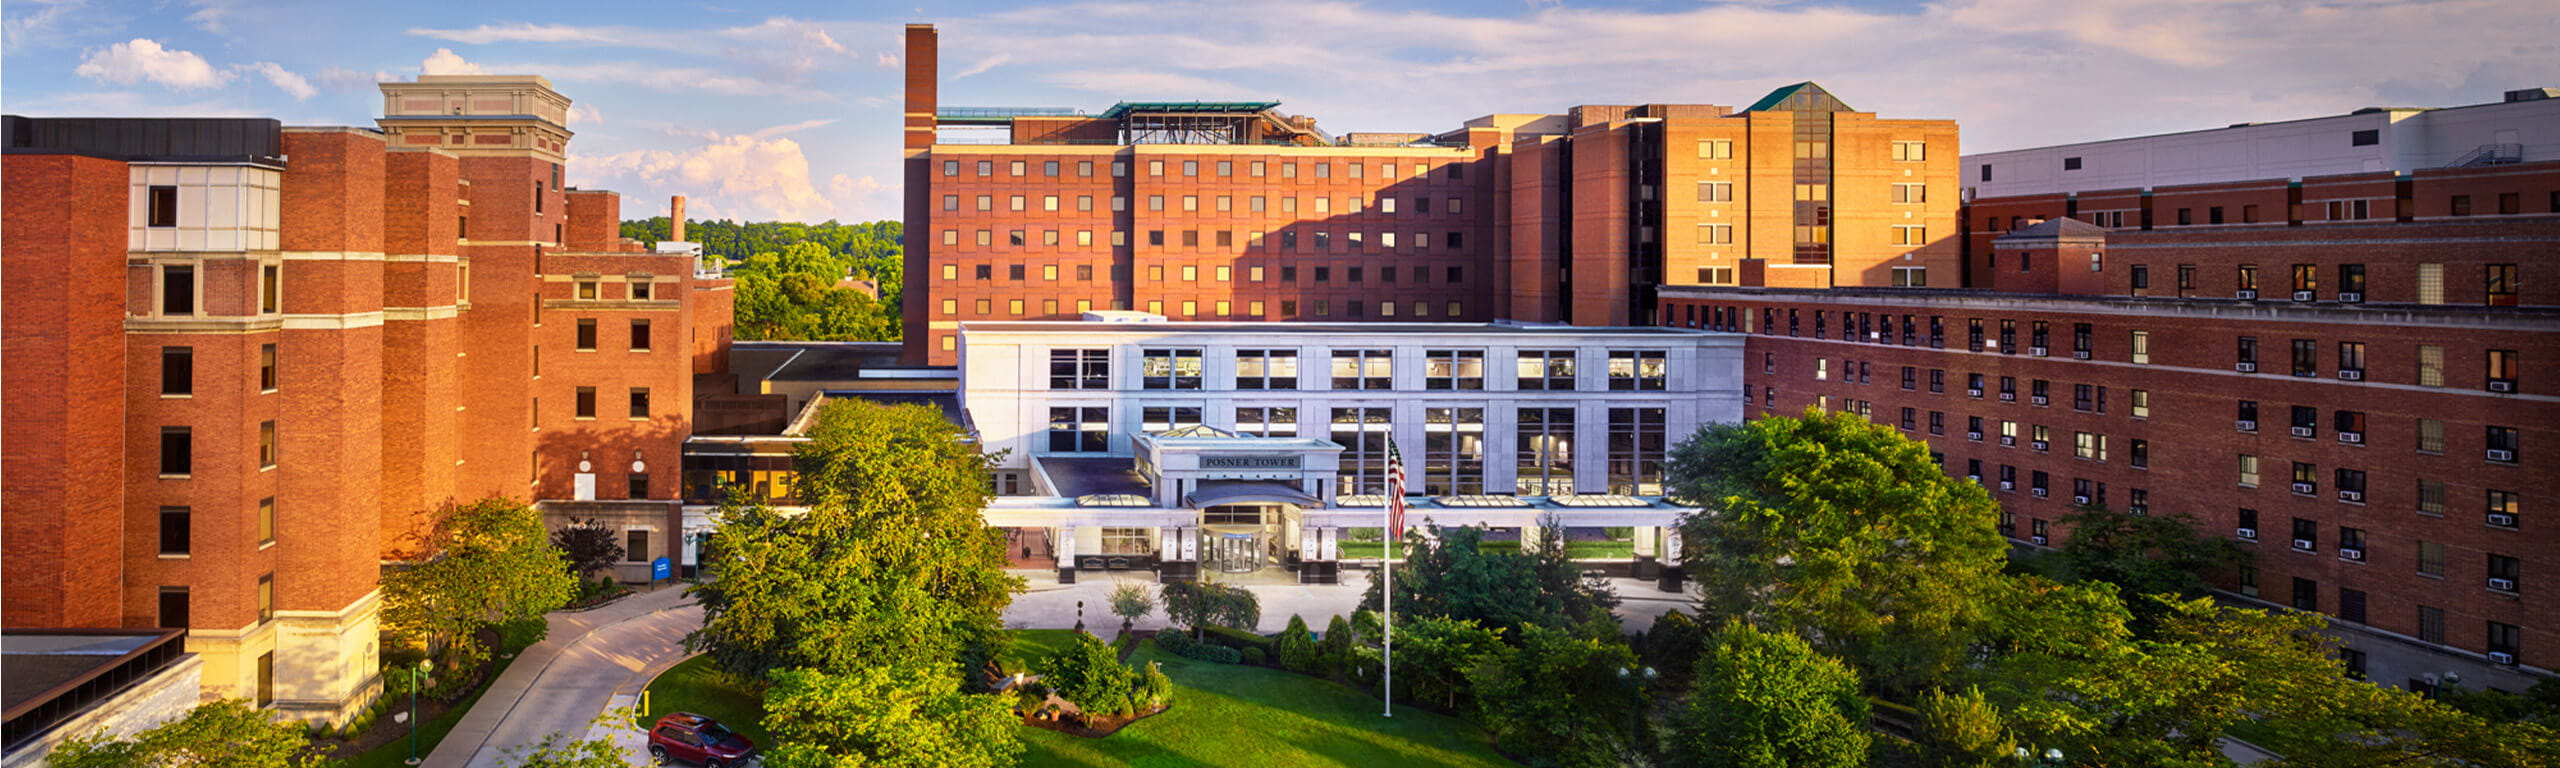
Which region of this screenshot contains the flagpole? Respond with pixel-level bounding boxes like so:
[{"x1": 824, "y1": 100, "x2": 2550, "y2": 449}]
[{"x1": 1383, "y1": 438, "x2": 1399, "y2": 718}]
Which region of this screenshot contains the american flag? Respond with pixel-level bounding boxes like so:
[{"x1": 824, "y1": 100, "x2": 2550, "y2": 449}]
[{"x1": 1385, "y1": 437, "x2": 1407, "y2": 538}]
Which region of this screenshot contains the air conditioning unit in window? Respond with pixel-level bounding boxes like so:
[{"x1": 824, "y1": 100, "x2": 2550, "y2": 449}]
[
  {"x1": 2031, "y1": 346, "x2": 2049, "y2": 357},
  {"x1": 2488, "y1": 449, "x2": 2516, "y2": 462},
  {"x1": 2340, "y1": 431, "x2": 2364, "y2": 444},
  {"x1": 2128, "y1": 505, "x2": 2148, "y2": 515},
  {"x1": 2339, "y1": 369, "x2": 2364, "y2": 381},
  {"x1": 2341, "y1": 548, "x2": 2365, "y2": 561},
  {"x1": 1968, "y1": 387, "x2": 1985, "y2": 398},
  {"x1": 2073, "y1": 349, "x2": 2092, "y2": 360},
  {"x1": 2490, "y1": 651, "x2": 2518, "y2": 666},
  {"x1": 1966, "y1": 474, "x2": 1982, "y2": 483},
  {"x1": 2489, "y1": 380, "x2": 2516, "y2": 393},
  {"x1": 1967, "y1": 431, "x2": 1984, "y2": 441},
  {"x1": 2340, "y1": 490, "x2": 2364, "y2": 503},
  {"x1": 2031, "y1": 395, "x2": 2050, "y2": 406},
  {"x1": 2291, "y1": 426, "x2": 2315, "y2": 438},
  {"x1": 2073, "y1": 494, "x2": 2091, "y2": 505},
  {"x1": 2031, "y1": 488, "x2": 2050, "y2": 498},
  {"x1": 2031, "y1": 535, "x2": 2049, "y2": 545},
  {"x1": 2236, "y1": 362, "x2": 2258, "y2": 373},
  {"x1": 2000, "y1": 392, "x2": 2017, "y2": 402},
  {"x1": 2292, "y1": 538, "x2": 2316, "y2": 551},
  {"x1": 1999, "y1": 480, "x2": 2016, "y2": 491},
  {"x1": 2237, "y1": 419, "x2": 2258, "y2": 431},
  {"x1": 2291, "y1": 481, "x2": 2317, "y2": 495},
  {"x1": 2000, "y1": 435, "x2": 2017, "y2": 447},
  {"x1": 2032, "y1": 440, "x2": 2050, "y2": 451},
  {"x1": 2489, "y1": 577, "x2": 2518, "y2": 592},
  {"x1": 2237, "y1": 289, "x2": 2259, "y2": 300},
  {"x1": 2237, "y1": 527, "x2": 2259, "y2": 540},
  {"x1": 2489, "y1": 512, "x2": 2518, "y2": 527},
  {"x1": 2292, "y1": 290, "x2": 2316, "y2": 301},
  {"x1": 2338, "y1": 291, "x2": 2363, "y2": 303}
]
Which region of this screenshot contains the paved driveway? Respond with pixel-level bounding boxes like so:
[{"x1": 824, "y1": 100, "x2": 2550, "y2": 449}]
[{"x1": 422, "y1": 586, "x2": 700, "y2": 768}]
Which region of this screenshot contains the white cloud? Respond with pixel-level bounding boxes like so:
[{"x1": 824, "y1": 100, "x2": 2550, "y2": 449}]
[
  {"x1": 186, "y1": 0, "x2": 244, "y2": 34},
  {"x1": 239, "y1": 62, "x2": 315, "y2": 100},
  {"x1": 75, "y1": 38, "x2": 230, "y2": 90},
  {"x1": 568, "y1": 103, "x2": 605, "y2": 126},
  {"x1": 410, "y1": 22, "x2": 633, "y2": 46},
  {"x1": 1039, "y1": 69, "x2": 1244, "y2": 98},
  {"x1": 951, "y1": 53, "x2": 1011, "y2": 79},
  {"x1": 875, "y1": 50, "x2": 899, "y2": 69},
  {"x1": 316, "y1": 66, "x2": 395, "y2": 92},
  {"x1": 421, "y1": 48, "x2": 484, "y2": 75},
  {"x1": 3, "y1": 0, "x2": 90, "y2": 49},
  {"x1": 576, "y1": 126, "x2": 864, "y2": 222}
]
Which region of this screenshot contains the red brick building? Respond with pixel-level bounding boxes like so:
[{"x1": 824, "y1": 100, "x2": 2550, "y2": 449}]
[
  {"x1": 898, "y1": 24, "x2": 1960, "y2": 365},
  {"x1": 1663, "y1": 145, "x2": 2560, "y2": 692},
  {"x1": 1, "y1": 74, "x2": 732, "y2": 723}
]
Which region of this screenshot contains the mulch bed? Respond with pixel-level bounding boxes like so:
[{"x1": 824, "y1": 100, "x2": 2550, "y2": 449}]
[
  {"x1": 1020, "y1": 703, "x2": 1173, "y2": 738},
  {"x1": 314, "y1": 627, "x2": 504, "y2": 761}
]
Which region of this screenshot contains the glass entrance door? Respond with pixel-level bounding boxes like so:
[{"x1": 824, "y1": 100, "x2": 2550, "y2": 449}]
[{"x1": 1205, "y1": 532, "x2": 1261, "y2": 573}]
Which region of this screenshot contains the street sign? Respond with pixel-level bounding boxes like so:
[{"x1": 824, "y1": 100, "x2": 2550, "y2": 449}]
[{"x1": 651, "y1": 556, "x2": 671, "y2": 581}]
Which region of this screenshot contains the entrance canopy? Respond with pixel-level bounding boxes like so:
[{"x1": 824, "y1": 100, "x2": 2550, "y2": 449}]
[{"x1": 1185, "y1": 480, "x2": 1321, "y2": 509}]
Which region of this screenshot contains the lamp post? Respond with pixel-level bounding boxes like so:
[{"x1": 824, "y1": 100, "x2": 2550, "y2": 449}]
[
  {"x1": 2014, "y1": 746, "x2": 2065, "y2": 767},
  {"x1": 403, "y1": 659, "x2": 434, "y2": 766},
  {"x1": 1616, "y1": 666, "x2": 1658, "y2": 750}
]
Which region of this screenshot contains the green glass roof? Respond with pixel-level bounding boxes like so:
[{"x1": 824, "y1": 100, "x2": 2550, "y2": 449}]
[
  {"x1": 1744, "y1": 82, "x2": 1854, "y2": 114},
  {"x1": 1100, "y1": 101, "x2": 1281, "y2": 119}
]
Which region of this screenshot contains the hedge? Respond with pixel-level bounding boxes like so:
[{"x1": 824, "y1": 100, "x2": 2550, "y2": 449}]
[
  {"x1": 1200, "y1": 625, "x2": 1277, "y2": 655},
  {"x1": 1157, "y1": 629, "x2": 1243, "y2": 664}
]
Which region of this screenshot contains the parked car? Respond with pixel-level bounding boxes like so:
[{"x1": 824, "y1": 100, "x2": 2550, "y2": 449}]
[{"x1": 648, "y1": 712, "x2": 755, "y2": 766}]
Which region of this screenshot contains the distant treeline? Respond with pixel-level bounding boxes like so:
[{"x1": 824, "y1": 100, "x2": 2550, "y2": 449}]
[{"x1": 620, "y1": 218, "x2": 905, "y2": 342}]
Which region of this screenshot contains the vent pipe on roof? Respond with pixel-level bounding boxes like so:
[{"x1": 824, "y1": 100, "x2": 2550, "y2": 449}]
[{"x1": 670, "y1": 195, "x2": 686, "y2": 242}]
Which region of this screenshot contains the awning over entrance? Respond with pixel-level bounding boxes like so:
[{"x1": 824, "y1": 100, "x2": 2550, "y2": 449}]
[{"x1": 1184, "y1": 480, "x2": 1319, "y2": 509}]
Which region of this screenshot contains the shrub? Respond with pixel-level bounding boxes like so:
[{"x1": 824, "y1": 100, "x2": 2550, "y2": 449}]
[
  {"x1": 1108, "y1": 581, "x2": 1156, "y2": 626},
  {"x1": 1274, "y1": 615, "x2": 1320, "y2": 673},
  {"x1": 1157, "y1": 630, "x2": 1242, "y2": 664},
  {"x1": 497, "y1": 616, "x2": 549, "y2": 652},
  {"x1": 1241, "y1": 647, "x2": 1268, "y2": 666},
  {"x1": 1161, "y1": 579, "x2": 1260, "y2": 633},
  {"x1": 1320, "y1": 615, "x2": 1359, "y2": 680},
  {"x1": 1138, "y1": 661, "x2": 1174, "y2": 710},
  {"x1": 1200, "y1": 625, "x2": 1276, "y2": 654},
  {"x1": 1036, "y1": 632, "x2": 1141, "y2": 720}
]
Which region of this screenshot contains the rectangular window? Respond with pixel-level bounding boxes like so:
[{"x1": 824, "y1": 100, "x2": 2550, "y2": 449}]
[
  {"x1": 629, "y1": 319, "x2": 652, "y2": 351},
  {"x1": 1233, "y1": 349, "x2": 1299, "y2": 390},
  {"x1": 158, "y1": 506, "x2": 190, "y2": 556},
  {"x1": 2237, "y1": 454, "x2": 2259, "y2": 487},
  {"x1": 161, "y1": 265, "x2": 195, "y2": 315},
  {"x1": 1422, "y1": 407, "x2": 1487, "y2": 495},
  {"x1": 1330, "y1": 349, "x2": 1393, "y2": 390},
  {"x1": 159, "y1": 426, "x2": 190, "y2": 476},
  {"x1": 2417, "y1": 605, "x2": 2445, "y2": 643},
  {"x1": 576, "y1": 318, "x2": 597, "y2": 350},
  {"x1": 260, "y1": 265, "x2": 280, "y2": 313},
  {"x1": 258, "y1": 420, "x2": 276, "y2": 469},
  {"x1": 1046, "y1": 349, "x2": 1110, "y2": 390},
  {"x1": 161, "y1": 347, "x2": 193, "y2": 396},
  {"x1": 1607, "y1": 407, "x2": 1668, "y2": 496},
  {"x1": 1140, "y1": 406, "x2": 1203, "y2": 434},
  {"x1": 629, "y1": 388, "x2": 651, "y2": 419},
  {"x1": 258, "y1": 497, "x2": 274, "y2": 545},
  {"x1": 2417, "y1": 345, "x2": 2445, "y2": 386},
  {"x1": 1608, "y1": 350, "x2": 1668, "y2": 391},
  {"x1": 2130, "y1": 331, "x2": 2150, "y2": 364},
  {"x1": 1233, "y1": 406, "x2": 1298, "y2": 438},
  {"x1": 1047, "y1": 407, "x2": 1108, "y2": 452},
  {"x1": 2291, "y1": 339, "x2": 2317, "y2": 377},
  {"x1": 1516, "y1": 350, "x2": 1578, "y2": 391},
  {"x1": 1140, "y1": 349, "x2": 1203, "y2": 390},
  {"x1": 2487, "y1": 349, "x2": 2519, "y2": 391},
  {"x1": 1424, "y1": 350, "x2": 1485, "y2": 390},
  {"x1": 1330, "y1": 406, "x2": 1395, "y2": 494}
]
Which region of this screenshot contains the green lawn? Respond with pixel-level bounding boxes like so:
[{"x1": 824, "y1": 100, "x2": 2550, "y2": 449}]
[
  {"x1": 1020, "y1": 640, "x2": 1518, "y2": 768},
  {"x1": 1004, "y1": 629, "x2": 1087, "y2": 671},
  {"x1": 1562, "y1": 540, "x2": 1635, "y2": 560},
  {"x1": 641, "y1": 655, "x2": 774, "y2": 748}
]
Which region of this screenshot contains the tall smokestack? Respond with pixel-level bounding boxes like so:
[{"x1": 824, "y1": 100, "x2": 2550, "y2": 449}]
[
  {"x1": 904, "y1": 24, "x2": 938, "y2": 150},
  {"x1": 669, "y1": 195, "x2": 686, "y2": 242}
]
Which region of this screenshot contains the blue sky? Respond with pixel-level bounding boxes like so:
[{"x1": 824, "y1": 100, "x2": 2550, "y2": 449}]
[{"x1": 8, "y1": 0, "x2": 2555, "y2": 223}]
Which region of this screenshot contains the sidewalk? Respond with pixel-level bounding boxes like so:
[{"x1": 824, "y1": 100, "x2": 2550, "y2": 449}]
[
  {"x1": 1003, "y1": 571, "x2": 1698, "y2": 633},
  {"x1": 422, "y1": 584, "x2": 702, "y2": 768}
]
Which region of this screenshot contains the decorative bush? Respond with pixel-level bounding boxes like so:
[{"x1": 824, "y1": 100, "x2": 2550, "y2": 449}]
[
  {"x1": 1320, "y1": 615, "x2": 1359, "y2": 680},
  {"x1": 1241, "y1": 647, "x2": 1268, "y2": 666},
  {"x1": 1036, "y1": 632, "x2": 1142, "y2": 720},
  {"x1": 1157, "y1": 629, "x2": 1243, "y2": 664},
  {"x1": 1138, "y1": 662, "x2": 1174, "y2": 710},
  {"x1": 1274, "y1": 615, "x2": 1320, "y2": 673},
  {"x1": 1200, "y1": 625, "x2": 1277, "y2": 655}
]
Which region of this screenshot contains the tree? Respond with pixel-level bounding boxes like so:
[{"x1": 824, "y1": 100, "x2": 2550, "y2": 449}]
[
  {"x1": 551, "y1": 517, "x2": 624, "y2": 580},
  {"x1": 1676, "y1": 623, "x2": 1870, "y2": 768},
  {"x1": 496, "y1": 733, "x2": 633, "y2": 768},
  {"x1": 50, "y1": 699, "x2": 327, "y2": 768},
  {"x1": 1158, "y1": 578, "x2": 1258, "y2": 635},
  {"x1": 382, "y1": 497, "x2": 577, "y2": 666},
  {"x1": 1035, "y1": 632, "x2": 1163, "y2": 722},
  {"x1": 1466, "y1": 622, "x2": 1642, "y2": 768},
  {"x1": 686, "y1": 399, "x2": 1021, "y2": 679},
  {"x1": 1361, "y1": 524, "x2": 1611, "y2": 634},
  {"x1": 1106, "y1": 581, "x2": 1155, "y2": 630},
  {"x1": 759, "y1": 664, "x2": 1022, "y2": 768},
  {"x1": 1391, "y1": 615, "x2": 1507, "y2": 709},
  {"x1": 1274, "y1": 614, "x2": 1321, "y2": 674},
  {"x1": 1668, "y1": 409, "x2": 2008, "y2": 692},
  {"x1": 1637, "y1": 610, "x2": 1710, "y2": 690},
  {"x1": 1917, "y1": 686, "x2": 2012, "y2": 768},
  {"x1": 2050, "y1": 507, "x2": 2247, "y2": 623}
]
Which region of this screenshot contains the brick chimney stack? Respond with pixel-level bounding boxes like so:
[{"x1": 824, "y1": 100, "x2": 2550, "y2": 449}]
[{"x1": 669, "y1": 195, "x2": 686, "y2": 242}]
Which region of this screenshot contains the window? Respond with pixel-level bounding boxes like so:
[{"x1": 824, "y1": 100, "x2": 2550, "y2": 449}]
[
  {"x1": 1423, "y1": 408, "x2": 1487, "y2": 495},
  {"x1": 2417, "y1": 605, "x2": 2445, "y2": 643},
  {"x1": 2292, "y1": 518, "x2": 2319, "y2": 553},
  {"x1": 2334, "y1": 410, "x2": 2365, "y2": 442},
  {"x1": 1517, "y1": 350, "x2": 1577, "y2": 390},
  {"x1": 1607, "y1": 407, "x2": 1667, "y2": 495},
  {"x1": 2486, "y1": 425, "x2": 2520, "y2": 462},
  {"x1": 1233, "y1": 406, "x2": 1298, "y2": 438},
  {"x1": 2487, "y1": 622, "x2": 2521, "y2": 664},
  {"x1": 2488, "y1": 349, "x2": 2519, "y2": 391},
  {"x1": 576, "y1": 319, "x2": 597, "y2": 350},
  {"x1": 2237, "y1": 454, "x2": 2259, "y2": 487},
  {"x1": 2129, "y1": 331, "x2": 2150, "y2": 364},
  {"x1": 1891, "y1": 183, "x2": 1925, "y2": 204},
  {"x1": 258, "y1": 497, "x2": 274, "y2": 545},
  {"x1": 2235, "y1": 336, "x2": 2259, "y2": 371},
  {"x1": 575, "y1": 387, "x2": 596, "y2": 419},
  {"x1": 1696, "y1": 224, "x2": 1734, "y2": 244},
  {"x1": 160, "y1": 264, "x2": 195, "y2": 315},
  {"x1": 158, "y1": 506, "x2": 190, "y2": 556},
  {"x1": 2237, "y1": 400, "x2": 2259, "y2": 431},
  {"x1": 258, "y1": 421, "x2": 276, "y2": 469},
  {"x1": 2416, "y1": 263, "x2": 2445, "y2": 305},
  {"x1": 2291, "y1": 339, "x2": 2317, "y2": 377},
  {"x1": 2291, "y1": 577, "x2": 2317, "y2": 612},
  {"x1": 2337, "y1": 342, "x2": 2366, "y2": 379},
  {"x1": 1891, "y1": 266, "x2": 1927, "y2": 286},
  {"x1": 145, "y1": 184, "x2": 180, "y2": 227},
  {"x1": 629, "y1": 319, "x2": 652, "y2": 351},
  {"x1": 1141, "y1": 348, "x2": 1203, "y2": 390},
  {"x1": 160, "y1": 427, "x2": 190, "y2": 476},
  {"x1": 2419, "y1": 478, "x2": 2446, "y2": 516},
  {"x1": 260, "y1": 265, "x2": 280, "y2": 313},
  {"x1": 2488, "y1": 489, "x2": 2520, "y2": 528},
  {"x1": 2337, "y1": 468, "x2": 2365, "y2": 503},
  {"x1": 1233, "y1": 349, "x2": 1298, "y2": 390},
  {"x1": 2351, "y1": 128, "x2": 2379, "y2": 146},
  {"x1": 257, "y1": 574, "x2": 274, "y2": 623},
  {"x1": 1331, "y1": 349, "x2": 1393, "y2": 390},
  {"x1": 1608, "y1": 350, "x2": 1667, "y2": 391},
  {"x1": 1332, "y1": 406, "x2": 1395, "y2": 494},
  {"x1": 1701, "y1": 139, "x2": 1735, "y2": 159},
  {"x1": 1047, "y1": 407, "x2": 1107, "y2": 452},
  {"x1": 1967, "y1": 319, "x2": 1984, "y2": 351},
  {"x1": 629, "y1": 388, "x2": 651, "y2": 419},
  {"x1": 1424, "y1": 350, "x2": 1485, "y2": 390},
  {"x1": 2488, "y1": 555, "x2": 2521, "y2": 593},
  {"x1": 1140, "y1": 406, "x2": 1203, "y2": 434},
  {"x1": 1929, "y1": 369, "x2": 1945, "y2": 394},
  {"x1": 2130, "y1": 389, "x2": 2150, "y2": 419},
  {"x1": 1698, "y1": 181, "x2": 1734, "y2": 202},
  {"x1": 161, "y1": 347, "x2": 193, "y2": 396},
  {"x1": 2290, "y1": 405, "x2": 2318, "y2": 439},
  {"x1": 2075, "y1": 431, "x2": 2106, "y2": 461}
]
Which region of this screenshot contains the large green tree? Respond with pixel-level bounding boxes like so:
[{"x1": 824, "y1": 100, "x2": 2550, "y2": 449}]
[
  {"x1": 1675, "y1": 623, "x2": 1870, "y2": 768},
  {"x1": 1668, "y1": 409, "x2": 2008, "y2": 691},
  {"x1": 1361, "y1": 524, "x2": 1614, "y2": 634},
  {"x1": 760, "y1": 664, "x2": 1023, "y2": 768},
  {"x1": 1465, "y1": 620, "x2": 1641, "y2": 768},
  {"x1": 382, "y1": 497, "x2": 577, "y2": 666},
  {"x1": 49, "y1": 700, "x2": 327, "y2": 768},
  {"x1": 2048, "y1": 507, "x2": 2247, "y2": 623},
  {"x1": 687, "y1": 398, "x2": 1020, "y2": 679}
]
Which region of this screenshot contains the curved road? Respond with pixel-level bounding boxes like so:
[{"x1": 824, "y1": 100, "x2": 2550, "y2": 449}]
[{"x1": 422, "y1": 586, "x2": 701, "y2": 768}]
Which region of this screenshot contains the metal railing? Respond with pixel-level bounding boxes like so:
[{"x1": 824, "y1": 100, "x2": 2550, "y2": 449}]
[{"x1": 2449, "y1": 143, "x2": 2523, "y2": 167}]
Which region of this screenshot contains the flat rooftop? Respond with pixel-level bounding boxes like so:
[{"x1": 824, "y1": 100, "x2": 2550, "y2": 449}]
[{"x1": 961, "y1": 320, "x2": 1715, "y2": 337}]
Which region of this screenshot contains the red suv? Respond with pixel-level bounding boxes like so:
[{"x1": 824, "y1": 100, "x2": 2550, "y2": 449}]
[{"x1": 647, "y1": 712, "x2": 755, "y2": 766}]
